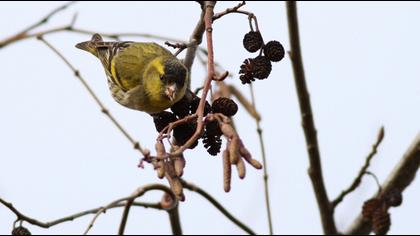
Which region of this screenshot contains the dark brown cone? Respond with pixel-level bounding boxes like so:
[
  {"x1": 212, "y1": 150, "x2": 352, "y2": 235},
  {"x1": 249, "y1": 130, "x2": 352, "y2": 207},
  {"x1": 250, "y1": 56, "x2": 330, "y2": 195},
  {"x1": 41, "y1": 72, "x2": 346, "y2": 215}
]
[
  {"x1": 252, "y1": 56, "x2": 272, "y2": 80},
  {"x1": 173, "y1": 121, "x2": 198, "y2": 149},
  {"x1": 171, "y1": 95, "x2": 191, "y2": 118},
  {"x1": 239, "y1": 58, "x2": 255, "y2": 84},
  {"x1": 205, "y1": 120, "x2": 222, "y2": 137},
  {"x1": 12, "y1": 227, "x2": 31, "y2": 235},
  {"x1": 239, "y1": 73, "x2": 255, "y2": 84},
  {"x1": 212, "y1": 97, "x2": 238, "y2": 117},
  {"x1": 243, "y1": 31, "x2": 263, "y2": 53},
  {"x1": 372, "y1": 207, "x2": 391, "y2": 235},
  {"x1": 152, "y1": 111, "x2": 177, "y2": 132},
  {"x1": 264, "y1": 40, "x2": 285, "y2": 62},
  {"x1": 362, "y1": 198, "x2": 383, "y2": 222},
  {"x1": 202, "y1": 132, "x2": 222, "y2": 156},
  {"x1": 190, "y1": 96, "x2": 211, "y2": 116}
]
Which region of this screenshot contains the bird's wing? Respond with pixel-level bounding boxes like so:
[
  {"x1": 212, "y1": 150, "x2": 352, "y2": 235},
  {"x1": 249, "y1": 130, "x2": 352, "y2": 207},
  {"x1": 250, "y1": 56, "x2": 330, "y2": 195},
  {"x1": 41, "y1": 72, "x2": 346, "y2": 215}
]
[
  {"x1": 110, "y1": 42, "x2": 173, "y2": 91},
  {"x1": 93, "y1": 41, "x2": 133, "y2": 92}
]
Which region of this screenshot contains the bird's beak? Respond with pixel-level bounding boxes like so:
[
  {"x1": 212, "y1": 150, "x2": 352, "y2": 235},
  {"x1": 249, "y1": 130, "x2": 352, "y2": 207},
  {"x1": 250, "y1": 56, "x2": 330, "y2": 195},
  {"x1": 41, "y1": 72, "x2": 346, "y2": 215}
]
[{"x1": 165, "y1": 84, "x2": 177, "y2": 101}]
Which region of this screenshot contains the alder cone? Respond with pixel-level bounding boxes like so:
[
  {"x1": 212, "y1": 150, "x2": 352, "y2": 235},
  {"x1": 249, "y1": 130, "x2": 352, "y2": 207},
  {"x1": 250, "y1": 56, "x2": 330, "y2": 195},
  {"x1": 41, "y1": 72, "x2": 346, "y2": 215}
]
[
  {"x1": 12, "y1": 227, "x2": 31, "y2": 235},
  {"x1": 243, "y1": 31, "x2": 263, "y2": 53},
  {"x1": 372, "y1": 208, "x2": 391, "y2": 235}
]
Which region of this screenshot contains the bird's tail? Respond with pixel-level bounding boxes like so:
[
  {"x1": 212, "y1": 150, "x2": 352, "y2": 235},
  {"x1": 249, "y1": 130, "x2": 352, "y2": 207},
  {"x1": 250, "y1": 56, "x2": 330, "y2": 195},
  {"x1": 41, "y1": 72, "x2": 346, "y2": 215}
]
[{"x1": 75, "y1": 33, "x2": 103, "y2": 57}]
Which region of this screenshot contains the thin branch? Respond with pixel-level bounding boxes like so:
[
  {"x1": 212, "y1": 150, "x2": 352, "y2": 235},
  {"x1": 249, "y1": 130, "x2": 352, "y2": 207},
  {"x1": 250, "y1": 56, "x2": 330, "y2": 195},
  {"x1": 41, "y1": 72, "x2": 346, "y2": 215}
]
[
  {"x1": 181, "y1": 179, "x2": 256, "y2": 235},
  {"x1": 165, "y1": 1, "x2": 217, "y2": 157},
  {"x1": 332, "y1": 126, "x2": 385, "y2": 208},
  {"x1": 118, "y1": 199, "x2": 134, "y2": 235},
  {"x1": 0, "y1": 197, "x2": 161, "y2": 229},
  {"x1": 0, "y1": 1, "x2": 75, "y2": 48},
  {"x1": 1, "y1": 25, "x2": 189, "y2": 48},
  {"x1": 84, "y1": 184, "x2": 177, "y2": 235},
  {"x1": 346, "y1": 132, "x2": 420, "y2": 235},
  {"x1": 23, "y1": 1, "x2": 76, "y2": 32},
  {"x1": 364, "y1": 171, "x2": 382, "y2": 193},
  {"x1": 168, "y1": 205, "x2": 183, "y2": 235},
  {"x1": 0, "y1": 1, "x2": 215, "y2": 69},
  {"x1": 249, "y1": 84, "x2": 273, "y2": 235},
  {"x1": 286, "y1": 2, "x2": 337, "y2": 234},
  {"x1": 212, "y1": 1, "x2": 246, "y2": 21},
  {"x1": 37, "y1": 36, "x2": 148, "y2": 158},
  {"x1": 72, "y1": 29, "x2": 185, "y2": 43},
  {"x1": 0, "y1": 2, "x2": 193, "y2": 50},
  {"x1": 212, "y1": 1, "x2": 260, "y2": 33},
  {"x1": 117, "y1": 194, "x2": 182, "y2": 236},
  {"x1": 1, "y1": 13, "x2": 191, "y2": 50},
  {"x1": 183, "y1": 2, "x2": 207, "y2": 73}
]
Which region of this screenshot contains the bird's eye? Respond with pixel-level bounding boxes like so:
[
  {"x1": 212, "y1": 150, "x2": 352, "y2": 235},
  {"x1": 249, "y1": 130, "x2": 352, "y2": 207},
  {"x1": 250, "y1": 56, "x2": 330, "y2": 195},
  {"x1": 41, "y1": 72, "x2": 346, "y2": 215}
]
[{"x1": 160, "y1": 75, "x2": 165, "y2": 81}]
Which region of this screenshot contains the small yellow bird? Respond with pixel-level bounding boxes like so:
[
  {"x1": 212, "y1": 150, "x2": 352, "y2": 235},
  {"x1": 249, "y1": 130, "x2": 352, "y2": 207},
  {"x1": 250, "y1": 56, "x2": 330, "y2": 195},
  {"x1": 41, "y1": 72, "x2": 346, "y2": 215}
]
[{"x1": 75, "y1": 34, "x2": 188, "y2": 114}]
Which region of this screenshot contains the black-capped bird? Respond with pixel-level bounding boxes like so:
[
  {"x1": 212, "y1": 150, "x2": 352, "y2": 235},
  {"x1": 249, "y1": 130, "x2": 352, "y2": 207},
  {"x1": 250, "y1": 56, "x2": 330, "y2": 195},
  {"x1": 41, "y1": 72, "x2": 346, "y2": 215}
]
[{"x1": 76, "y1": 34, "x2": 188, "y2": 114}]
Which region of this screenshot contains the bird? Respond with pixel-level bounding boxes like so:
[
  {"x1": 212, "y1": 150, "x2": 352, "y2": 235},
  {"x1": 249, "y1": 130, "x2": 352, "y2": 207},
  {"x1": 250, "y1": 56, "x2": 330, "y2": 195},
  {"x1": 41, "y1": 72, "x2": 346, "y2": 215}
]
[{"x1": 75, "y1": 34, "x2": 188, "y2": 114}]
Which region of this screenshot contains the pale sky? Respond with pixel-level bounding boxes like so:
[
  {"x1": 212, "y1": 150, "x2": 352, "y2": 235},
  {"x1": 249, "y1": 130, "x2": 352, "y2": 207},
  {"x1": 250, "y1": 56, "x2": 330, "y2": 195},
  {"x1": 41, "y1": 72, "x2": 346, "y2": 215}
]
[{"x1": 0, "y1": 1, "x2": 419, "y2": 235}]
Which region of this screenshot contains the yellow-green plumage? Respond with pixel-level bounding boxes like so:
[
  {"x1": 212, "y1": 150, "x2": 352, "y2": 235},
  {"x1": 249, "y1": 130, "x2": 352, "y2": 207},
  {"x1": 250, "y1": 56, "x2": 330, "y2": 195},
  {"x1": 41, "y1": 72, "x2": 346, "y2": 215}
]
[{"x1": 76, "y1": 34, "x2": 188, "y2": 114}]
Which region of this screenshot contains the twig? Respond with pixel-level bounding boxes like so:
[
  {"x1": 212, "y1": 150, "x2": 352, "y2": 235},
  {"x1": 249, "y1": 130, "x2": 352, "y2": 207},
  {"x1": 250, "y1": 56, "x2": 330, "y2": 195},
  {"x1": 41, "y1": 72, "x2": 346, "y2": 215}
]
[
  {"x1": 24, "y1": 1, "x2": 76, "y2": 32},
  {"x1": 364, "y1": 171, "x2": 382, "y2": 193},
  {"x1": 164, "y1": 1, "x2": 217, "y2": 157},
  {"x1": 118, "y1": 191, "x2": 182, "y2": 235},
  {"x1": 168, "y1": 205, "x2": 183, "y2": 235},
  {"x1": 286, "y1": 2, "x2": 337, "y2": 234},
  {"x1": 1, "y1": 10, "x2": 191, "y2": 50},
  {"x1": 332, "y1": 126, "x2": 385, "y2": 208},
  {"x1": 72, "y1": 30, "x2": 184, "y2": 43},
  {"x1": 249, "y1": 84, "x2": 273, "y2": 235},
  {"x1": 0, "y1": 197, "x2": 161, "y2": 229},
  {"x1": 165, "y1": 41, "x2": 187, "y2": 56},
  {"x1": 194, "y1": 86, "x2": 205, "y2": 95},
  {"x1": 1, "y1": 25, "x2": 189, "y2": 49},
  {"x1": 212, "y1": 1, "x2": 260, "y2": 32},
  {"x1": 84, "y1": 184, "x2": 177, "y2": 235},
  {"x1": 0, "y1": 1, "x2": 75, "y2": 48},
  {"x1": 183, "y1": 2, "x2": 208, "y2": 73},
  {"x1": 118, "y1": 199, "x2": 134, "y2": 235},
  {"x1": 158, "y1": 115, "x2": 198, "y2": 142},
  {"x1": 37, "y1": 37, "x2": 148, "y2": 158},
  {"x1": 181, "y1": 179, "x2": 256, "y2": 235},
  {"x1": 164, "y1": 41, "x2": 197, "y2": 57},
  {"x1": 345, "y1": 132, "x2": 420, "y2": 235},
  {"x1": 0, "y1": 2, "x2": 191, "y2": 50},
  {"x1": 212, "y1": 1, "x2": 246, "y2": 20}
]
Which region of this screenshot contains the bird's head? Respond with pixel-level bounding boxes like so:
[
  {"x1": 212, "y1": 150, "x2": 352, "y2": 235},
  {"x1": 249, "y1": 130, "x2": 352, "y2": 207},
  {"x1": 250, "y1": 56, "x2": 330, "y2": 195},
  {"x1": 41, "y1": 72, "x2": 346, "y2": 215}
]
[{"x1": 145, "y1": 56, "x2": 188, "y2": 103}]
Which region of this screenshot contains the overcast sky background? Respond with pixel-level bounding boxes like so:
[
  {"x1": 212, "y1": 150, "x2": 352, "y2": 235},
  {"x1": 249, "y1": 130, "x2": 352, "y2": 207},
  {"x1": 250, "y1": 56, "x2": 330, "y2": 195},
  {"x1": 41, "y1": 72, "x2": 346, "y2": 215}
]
[{"x1": 0, "y1": 1, "x2": 419, "y2": 235}]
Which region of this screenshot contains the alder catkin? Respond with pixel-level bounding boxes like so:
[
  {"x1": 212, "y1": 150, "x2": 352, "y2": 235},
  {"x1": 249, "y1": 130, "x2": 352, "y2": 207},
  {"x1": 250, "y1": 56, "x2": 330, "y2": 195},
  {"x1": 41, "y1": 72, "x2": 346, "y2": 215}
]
[
  {"x1": 236, "y1": 158, "x2": 246, "y2": 179},
  {"x1": 174, "y1": 156, "x2": 186, "y2": 177},
  {"x1": 165, "y1": 161, "x2": 184, "y2": 201},
  {"x1": 223, "y1": 150, "x2": 232, "y2": 192},
  {"x1": 229, "y1": 139, "x2": 240, "y2": 165},
  {"x1": 240, "y1": 146, "x2": 263, "y2": 169},
  {"x1": 157, "y1": 160, "x2": 165, "y2": 179}
]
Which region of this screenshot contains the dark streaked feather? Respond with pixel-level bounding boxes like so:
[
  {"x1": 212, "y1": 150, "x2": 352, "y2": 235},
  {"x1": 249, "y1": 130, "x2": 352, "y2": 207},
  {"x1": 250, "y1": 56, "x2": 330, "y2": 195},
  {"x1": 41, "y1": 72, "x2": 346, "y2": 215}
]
[{"x1": 92, "y1": 41, "x2": 132, "y2": 91}]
